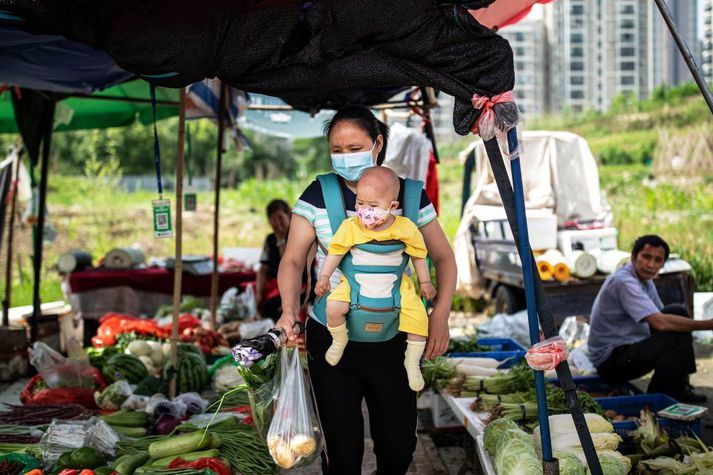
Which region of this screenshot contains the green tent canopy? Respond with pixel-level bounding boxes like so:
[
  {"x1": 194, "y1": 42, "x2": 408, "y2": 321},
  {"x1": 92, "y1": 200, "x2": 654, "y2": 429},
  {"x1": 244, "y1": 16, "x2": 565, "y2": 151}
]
[{"x1": 0, "y1": 80, "x2": 180, "y2": 134}]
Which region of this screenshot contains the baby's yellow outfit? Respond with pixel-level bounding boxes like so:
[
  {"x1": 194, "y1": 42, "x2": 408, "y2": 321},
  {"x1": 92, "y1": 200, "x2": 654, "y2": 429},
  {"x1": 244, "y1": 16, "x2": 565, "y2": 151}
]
[{"x1": 326, "y1": 215, "x2": 429, "y2": 337}]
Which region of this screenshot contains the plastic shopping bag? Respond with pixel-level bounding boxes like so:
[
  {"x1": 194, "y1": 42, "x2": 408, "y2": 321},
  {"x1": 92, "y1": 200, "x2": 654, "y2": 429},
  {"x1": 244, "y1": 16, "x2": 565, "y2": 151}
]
[
  {"x1": 525, "y1": 336, "x2": 569, "y2": 371},
  {"x1": 266, "y1": 347, "x2": 322, "y2": 469},
  {"x1": 28, "y1": 340, "x2": 95, "y2": 389}
]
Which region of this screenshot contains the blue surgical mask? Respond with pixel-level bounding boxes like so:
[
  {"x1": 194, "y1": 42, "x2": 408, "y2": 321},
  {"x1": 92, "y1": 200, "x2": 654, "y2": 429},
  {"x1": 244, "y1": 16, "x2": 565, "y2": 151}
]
[{"x1": 330, "y1": 142, "x2": 376, "y2": 181}]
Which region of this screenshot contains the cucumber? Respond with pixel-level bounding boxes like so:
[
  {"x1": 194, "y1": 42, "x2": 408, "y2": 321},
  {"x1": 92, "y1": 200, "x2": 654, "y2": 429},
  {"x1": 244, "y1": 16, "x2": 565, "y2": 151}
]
[
  {"x1": 148, "y1": 431, "x2": 213, "y2": 459},
  {"x1": 113, "y1": 452, "x2": 150, "y2": 474},
  {"x1": 102, "y1": 409, "x2": 148, "y2": 428},
  {"x1": 110, "y1": 425, "x2": 148, "y2": 437},
  {"x1": 151, "y1": 448, "x2": 221, "y2": 468}
]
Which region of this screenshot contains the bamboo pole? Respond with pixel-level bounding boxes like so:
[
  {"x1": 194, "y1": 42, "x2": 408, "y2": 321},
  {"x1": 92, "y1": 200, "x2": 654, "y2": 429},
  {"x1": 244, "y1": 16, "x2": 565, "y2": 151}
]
[
  {"x1": 169, "y1": 88, "x2": 187, "y2": 398},
  {"x1": 209, "y1": 84, "x2": 226, "y2": 331},
  {"x1": 2, "y1": 147, "x2": 22, "y2": 326}
]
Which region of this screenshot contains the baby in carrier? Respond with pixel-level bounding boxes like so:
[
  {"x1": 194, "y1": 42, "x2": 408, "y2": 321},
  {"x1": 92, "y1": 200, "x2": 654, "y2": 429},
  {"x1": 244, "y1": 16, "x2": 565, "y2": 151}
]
[{"x1": 315, "y1": 167, "x2": 436, "y2": 391}]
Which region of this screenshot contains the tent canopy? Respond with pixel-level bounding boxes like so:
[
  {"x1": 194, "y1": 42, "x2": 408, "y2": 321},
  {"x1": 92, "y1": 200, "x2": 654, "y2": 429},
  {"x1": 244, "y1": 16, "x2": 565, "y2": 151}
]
[{"x1": 0, "y1": 80, "x2": 180, "y2": 134}]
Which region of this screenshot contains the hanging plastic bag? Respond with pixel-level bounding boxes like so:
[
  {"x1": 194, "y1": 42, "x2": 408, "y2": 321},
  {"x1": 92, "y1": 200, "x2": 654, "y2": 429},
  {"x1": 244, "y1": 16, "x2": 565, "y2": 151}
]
[
  {"x1": 29, "y1": 340, "x2": 95, "y2": 389},
  {"x1": 265, "y1": 347, "x2": 322, "y2": 469},
  {"x1": 525, "y1": 336, "x2": 569, "y2": 371}
]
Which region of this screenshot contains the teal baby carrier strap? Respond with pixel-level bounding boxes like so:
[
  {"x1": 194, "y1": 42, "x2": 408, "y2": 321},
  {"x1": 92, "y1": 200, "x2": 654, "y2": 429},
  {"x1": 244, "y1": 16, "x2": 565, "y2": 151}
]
[{"x1": 313, "y1": 172, "x2": 423, "y2": 342}]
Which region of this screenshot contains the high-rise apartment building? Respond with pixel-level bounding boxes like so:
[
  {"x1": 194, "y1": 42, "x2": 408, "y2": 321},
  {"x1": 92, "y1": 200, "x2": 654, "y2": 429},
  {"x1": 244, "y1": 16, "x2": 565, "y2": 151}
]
[
  {"x1": 497, "y1": 18, "x2": 549, "y2": 117},
  {"x1": 704, "y1": 0, "x2": 713, "y2": 83},
  {"x1": 648, "y1": 0, "x2": 699, "y2": 89},
  {"x1": 547, "y1": 0, "x2": 650, "y2": 113}
]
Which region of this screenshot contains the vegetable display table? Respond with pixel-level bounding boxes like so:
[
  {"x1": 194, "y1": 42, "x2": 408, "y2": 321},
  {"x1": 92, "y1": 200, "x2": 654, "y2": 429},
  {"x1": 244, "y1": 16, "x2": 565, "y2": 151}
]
[
  {"x1": 439, "y1": 393, "x2": 488, "y2": 439},
  {"x1": 67, "y1": 268, "x2": 256, "y2": 320},
  {"x1": 475, "y1": 435, "x2": 496, "y2": 475}
]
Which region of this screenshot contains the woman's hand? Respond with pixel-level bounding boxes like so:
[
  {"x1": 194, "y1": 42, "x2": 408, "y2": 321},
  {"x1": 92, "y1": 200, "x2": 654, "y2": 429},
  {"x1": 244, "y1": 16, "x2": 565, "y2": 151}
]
[
  {"x1": 315, "y1": 276, "x2": 331, "y2": 297},
  {"x1": 425, "y1": 308, "x2": 450, "y2": 359},
  {"x1": 275, "y1": 310, "x2": 299, "y2": 342}
]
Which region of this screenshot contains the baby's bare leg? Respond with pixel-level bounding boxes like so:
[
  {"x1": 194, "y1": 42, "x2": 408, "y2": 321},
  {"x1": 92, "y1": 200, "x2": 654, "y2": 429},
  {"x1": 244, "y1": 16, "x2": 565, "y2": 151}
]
[{"x1": 325, "y1": 300, "x2": 350, "y2": 366}]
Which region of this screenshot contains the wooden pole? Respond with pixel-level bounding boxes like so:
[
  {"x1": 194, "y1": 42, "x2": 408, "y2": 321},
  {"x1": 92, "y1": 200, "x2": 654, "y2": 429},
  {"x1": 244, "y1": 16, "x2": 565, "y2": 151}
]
[
  {"x1": 2, "y1": 148, "x2": 22, "y2": 326},
  {"x1": 209, "y1": 83, "x2": 226, "y2": 331},
  {"x1": 169, "y1": 88, "x2": 187, "y2": 398},
  {"x1": 30, "y1": 101, "x2": 55, "y2": 343}
]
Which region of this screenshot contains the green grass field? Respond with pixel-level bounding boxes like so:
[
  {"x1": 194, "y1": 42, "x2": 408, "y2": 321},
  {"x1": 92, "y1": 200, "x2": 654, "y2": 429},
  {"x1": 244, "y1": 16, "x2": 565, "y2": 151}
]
[{"x1": 2, "y1": 147, "x2": 712, "y2": 308}]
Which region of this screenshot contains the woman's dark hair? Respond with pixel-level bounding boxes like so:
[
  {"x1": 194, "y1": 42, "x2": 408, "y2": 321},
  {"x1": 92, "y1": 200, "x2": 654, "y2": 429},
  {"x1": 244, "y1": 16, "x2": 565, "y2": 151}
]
[
  {"x1": 632, "y1": 234, "x2": 670, "y2": 260},
  {"x1": 323, "y1": 105, "x2": 390, "y2": 165},
  {"x1": 266, "y1": 199, "x2": 291, "y2": 218}
]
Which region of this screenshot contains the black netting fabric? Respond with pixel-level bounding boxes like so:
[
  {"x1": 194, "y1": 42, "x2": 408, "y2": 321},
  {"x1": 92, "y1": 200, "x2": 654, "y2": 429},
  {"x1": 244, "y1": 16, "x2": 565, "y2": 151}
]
[{"x1": 2, "y1": 0, "x2": 514, "y2": 135}]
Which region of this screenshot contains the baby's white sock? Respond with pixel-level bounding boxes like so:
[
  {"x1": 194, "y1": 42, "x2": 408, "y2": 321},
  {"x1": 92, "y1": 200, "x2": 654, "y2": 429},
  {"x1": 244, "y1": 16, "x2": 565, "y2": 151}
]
[
  {"x1": 325, "y1": 323, "x2": 349, "y2": 366},
  {"x1": 404, "y1": 340, "x2": 426, "y2": 391}
]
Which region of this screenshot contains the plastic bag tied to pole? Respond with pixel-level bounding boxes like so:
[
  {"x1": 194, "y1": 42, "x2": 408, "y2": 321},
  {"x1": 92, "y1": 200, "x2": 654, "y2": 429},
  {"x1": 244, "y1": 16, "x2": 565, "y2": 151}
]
[
  {"x1": 470, "y1": 91, "x2": 522, "y2": 158},
  {"x1": 525, "y1": 336, "x2": 569, "y2": 371},
  {"x1": 266, "y1": 347, "x2": 321, "y2": 470}
]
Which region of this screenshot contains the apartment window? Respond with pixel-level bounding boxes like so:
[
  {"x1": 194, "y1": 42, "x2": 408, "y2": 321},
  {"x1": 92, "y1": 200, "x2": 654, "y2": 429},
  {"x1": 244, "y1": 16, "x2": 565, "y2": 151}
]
[
  {"x1": 621, "y1": 62, "x2": 636, "y2": 71},
  {"x1": 621, "y1": 33, "x2": 635, "y2": 43},
  {"x1": 571, "y1": 18, "x2": 584, "y2": 28},
  {"x1": 572, "y1": 47, "x2": 584, "y2": 58},
  {"x1": 570, "y1": 62, "x2": 584, "y2": 72},
  {"x1": 620, "y1": 5, "x2": 635, "y2": 14},
  {"x1": 515, "y1": 32, "x2": 525, "y2": 41},
  {"x1": 516, "y1": 91, "x2": 525, "y2": 100},
  {"x1": 570, "y1": 33, "x2": 584, "y2": 43},
  {"x1": 571, "y1": 90, "x2": 585, "y2": 99},
  {"x1": 571, "y1": 76, "x2": 585, "y2": 85},
  {"x1": 620, "y1": 76, "x2": 635, "y2": 85},
  {"x1": 570, "y1": 5, "x2": 584, "y2": 15},
  {"x1": 620, "y1": 19, "x2": 635, "y2": 29},
  {"x1": 620, "y1": 47, "x2": 635, "y2": 57},
  {"x1": 516, "y1": 47, "x2": 526, "y2": 56},
  {"x1": 516, "y1": 61, "x2": 525, "y2": 70}
]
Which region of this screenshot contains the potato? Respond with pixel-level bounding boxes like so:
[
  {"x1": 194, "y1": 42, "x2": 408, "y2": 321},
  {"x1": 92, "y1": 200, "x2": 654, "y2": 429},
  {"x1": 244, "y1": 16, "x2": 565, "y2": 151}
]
[{"x1": 290, "y1": 434, "x2": 317, "y2": 456}]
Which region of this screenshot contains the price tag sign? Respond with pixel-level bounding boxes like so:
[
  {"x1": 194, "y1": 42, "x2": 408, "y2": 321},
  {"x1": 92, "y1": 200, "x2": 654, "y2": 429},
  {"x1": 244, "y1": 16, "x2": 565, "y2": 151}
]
[
  {"x1": 184, "y1": 192, "x2": 197, "y2": 212},
  {"x1": 152, "y1": 199, "x2": 173, "y2": 238}
]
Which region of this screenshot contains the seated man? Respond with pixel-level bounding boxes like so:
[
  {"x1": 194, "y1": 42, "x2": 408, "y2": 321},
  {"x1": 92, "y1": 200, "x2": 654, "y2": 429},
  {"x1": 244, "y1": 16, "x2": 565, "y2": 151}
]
[{"x1": 587, "y1": 235, "x2": 712, "y2": 403}]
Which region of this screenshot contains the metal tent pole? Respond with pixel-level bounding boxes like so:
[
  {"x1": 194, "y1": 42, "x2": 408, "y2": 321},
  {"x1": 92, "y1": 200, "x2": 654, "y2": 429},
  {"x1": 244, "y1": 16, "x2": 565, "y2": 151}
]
[
  {"x1": 30, "y1": 101, "x2": 55, "y2": 343},
  {"x1": 653, "y1": 0, "x2": 713, "y2": 114},
  {"x1": 169, "y1": 88, "x2": 187, "y2": 399},
  {"x1": 506, "y1": 129, "x2": 556, "y2": 472},
  {"x1": 483, "y1": 135, "x2": 602, "y2": 475},
  {"x1": 209, "y1": 84, "x2": 227, "y2": 331}
]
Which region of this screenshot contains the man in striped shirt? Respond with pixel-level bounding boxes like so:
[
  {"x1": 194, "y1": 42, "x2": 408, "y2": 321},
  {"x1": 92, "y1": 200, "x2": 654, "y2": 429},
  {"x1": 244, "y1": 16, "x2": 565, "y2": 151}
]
[{"x1": 588, "y1": 235, "x2": 711, "y2": 403}]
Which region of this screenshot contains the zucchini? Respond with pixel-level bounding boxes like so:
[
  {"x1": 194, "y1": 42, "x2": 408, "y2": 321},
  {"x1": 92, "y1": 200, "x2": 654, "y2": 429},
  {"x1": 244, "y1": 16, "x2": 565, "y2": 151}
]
[
  {"x1": 102, "y1": 410, "x2": 148, "y2": 427},
  {"x1": 148, "y1": 431, "x2": 213, "y2": 459},
  {"x1": 110, "y1": 425, "x2": 148, "y2": 437},
  {"x1": 151, "y1": 448, "x2": 221, "y2": 468},
  {"x1": 113, "y1": 452, "x2": 150, "y2": 474}
]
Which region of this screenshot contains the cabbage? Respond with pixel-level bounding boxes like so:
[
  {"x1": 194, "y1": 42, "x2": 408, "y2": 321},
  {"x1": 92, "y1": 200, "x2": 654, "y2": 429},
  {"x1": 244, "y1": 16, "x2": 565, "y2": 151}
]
[
  {"x1": 494, "y1": 437, "x2": 541, "y2": 475},
  {"x1": 596, "y1": 451, "x2": 631, "y2": 475},
  {"x1": 542, "y1": 414, "x2": 613, "y2": 437},
  {"x1": 495, "y1": 428, "x2": 534, "y2": 454},
  {"x1": 544, "y1": 431, "x2": 622, "y2": 453},
  {"x1": 484, "y1": 418, "x2": 520, "y2": 455},
  {"x1": 554, "y1": 451, "x2": 585, "y2": 475}
]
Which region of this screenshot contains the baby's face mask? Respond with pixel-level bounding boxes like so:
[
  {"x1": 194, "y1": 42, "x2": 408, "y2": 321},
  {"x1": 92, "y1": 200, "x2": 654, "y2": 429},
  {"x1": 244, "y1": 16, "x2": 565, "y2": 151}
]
[{"x1": 356, "y1": 201, "x2": 397, "y2": 229}]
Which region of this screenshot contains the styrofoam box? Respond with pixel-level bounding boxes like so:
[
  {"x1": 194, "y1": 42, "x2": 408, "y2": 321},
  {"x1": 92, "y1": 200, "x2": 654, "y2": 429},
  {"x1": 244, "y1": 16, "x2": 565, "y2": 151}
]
[
  {"x1": 430, "y1": 392, "x2": 462, "y2": 429},
  {"x1": 477, "y1": 213, "x2": 558, "y2": 251},
  {"x1": 558, "y1": 227, "x2": 618, "y2": 259}
]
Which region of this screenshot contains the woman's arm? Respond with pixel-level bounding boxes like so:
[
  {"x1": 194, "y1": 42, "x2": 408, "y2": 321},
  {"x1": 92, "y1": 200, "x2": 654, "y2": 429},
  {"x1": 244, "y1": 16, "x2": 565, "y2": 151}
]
[
  {"x1": 420, "y1": 219, "x2": 456, "y2": 359},
  {"x1": 276, "y1": 214, "x2": 316, "y2": 340}
]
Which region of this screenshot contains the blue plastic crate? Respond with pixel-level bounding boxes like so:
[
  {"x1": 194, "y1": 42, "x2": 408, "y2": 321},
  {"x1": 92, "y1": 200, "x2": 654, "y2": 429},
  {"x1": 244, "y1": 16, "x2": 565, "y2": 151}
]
[
  {"x1": 448, "y1": 338, "x2": 526, "y2": 368},
  {"x1": 549, "y1": 376, "x2": 643, "y2": 397},
  {"x1": 595, "y1": 394, "x2": 702, "y2": 440}
]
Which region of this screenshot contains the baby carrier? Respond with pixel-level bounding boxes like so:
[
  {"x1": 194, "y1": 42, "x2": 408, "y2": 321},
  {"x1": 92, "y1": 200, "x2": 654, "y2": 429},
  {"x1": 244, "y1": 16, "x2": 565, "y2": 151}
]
[{"x1": 312, "y1": 172, "x2": 423, "y2": 342}]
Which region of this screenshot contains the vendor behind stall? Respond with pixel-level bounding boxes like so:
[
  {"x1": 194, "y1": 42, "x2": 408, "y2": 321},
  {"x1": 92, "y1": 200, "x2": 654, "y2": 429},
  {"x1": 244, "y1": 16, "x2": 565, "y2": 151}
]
[
  {"x1": 588, "y1": 235, "x2": 712, "y2": 403},
  {"x1": 255, "y1": 199, "x2": 313, "y2": 320}
]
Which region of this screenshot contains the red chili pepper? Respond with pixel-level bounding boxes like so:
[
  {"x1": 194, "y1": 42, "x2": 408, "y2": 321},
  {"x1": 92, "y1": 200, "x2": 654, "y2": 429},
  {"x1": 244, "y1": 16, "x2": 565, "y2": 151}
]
[
  {"x1": 57, "y1": 470, "x2": 79, "y2": 475},
  {"x1": 79, "y1": 470, "x2": 95, "y2": 475}
]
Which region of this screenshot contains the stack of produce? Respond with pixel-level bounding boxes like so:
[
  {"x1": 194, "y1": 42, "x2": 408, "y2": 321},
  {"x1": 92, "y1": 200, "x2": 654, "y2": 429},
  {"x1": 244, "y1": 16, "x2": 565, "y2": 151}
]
[
  {"x1": 533, "y1": 414, "x2": 629, "y2": 474},
  {"x1": 483, "y1": 419, "x2": 543, "y2": 475}
]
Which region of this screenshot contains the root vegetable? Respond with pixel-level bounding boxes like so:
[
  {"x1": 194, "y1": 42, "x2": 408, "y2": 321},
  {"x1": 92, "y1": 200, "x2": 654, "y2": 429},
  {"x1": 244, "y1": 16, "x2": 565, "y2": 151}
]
[{"x1": 290, "y1": 434, "x2": 316, "y2": 456}]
